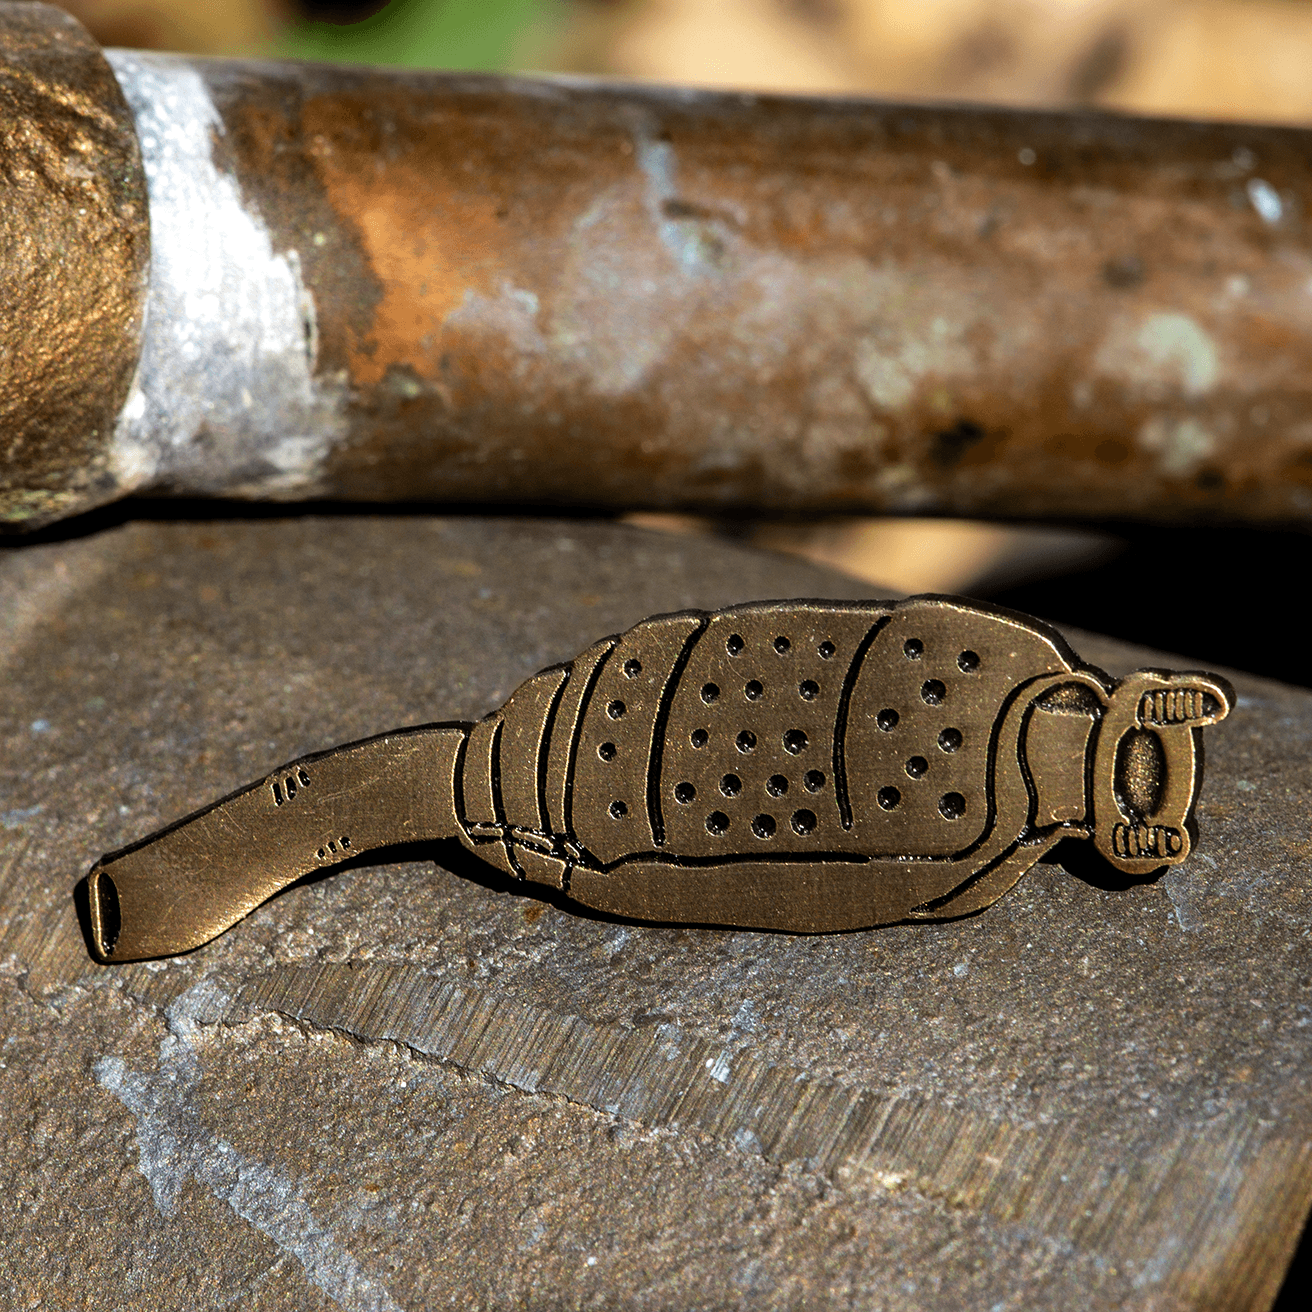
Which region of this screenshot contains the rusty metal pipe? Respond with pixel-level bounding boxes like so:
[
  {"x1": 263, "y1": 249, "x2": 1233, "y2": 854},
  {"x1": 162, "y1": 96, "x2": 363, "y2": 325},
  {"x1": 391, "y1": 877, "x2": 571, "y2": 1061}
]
[
  {"x1": 7, "y1": 3, "x2": 1312, "y2": 531},
  {"x1": 0, "y1": 3, "x2": 148, "y2": 528}
]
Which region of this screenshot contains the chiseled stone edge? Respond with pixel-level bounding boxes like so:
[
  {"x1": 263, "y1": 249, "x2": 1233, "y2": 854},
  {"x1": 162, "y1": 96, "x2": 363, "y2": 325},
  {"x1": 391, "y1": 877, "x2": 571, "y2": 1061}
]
[{"x1": 231, "y1": 960, "x2": 1312, "y2": 1312}]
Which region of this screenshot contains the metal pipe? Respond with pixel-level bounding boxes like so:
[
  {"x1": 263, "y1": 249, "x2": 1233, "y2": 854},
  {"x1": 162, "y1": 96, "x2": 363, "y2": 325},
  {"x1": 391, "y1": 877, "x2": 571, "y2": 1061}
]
[
  {"x1": 6, "y1": 3, "x2": 1312, "y2": 531},
  {"x1": 0, "y1": 2, "x2": 147, "y2": 528}
]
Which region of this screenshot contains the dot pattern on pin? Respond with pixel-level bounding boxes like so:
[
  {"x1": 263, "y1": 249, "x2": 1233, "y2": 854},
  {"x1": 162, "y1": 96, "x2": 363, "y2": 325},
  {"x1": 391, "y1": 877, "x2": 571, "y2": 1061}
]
[
  {"x1": 659, "y1": 606, "x2": 879, "y2": 856},
  {"x1": 845, "y1": 606, "x2": 1070, "y2": 856}
]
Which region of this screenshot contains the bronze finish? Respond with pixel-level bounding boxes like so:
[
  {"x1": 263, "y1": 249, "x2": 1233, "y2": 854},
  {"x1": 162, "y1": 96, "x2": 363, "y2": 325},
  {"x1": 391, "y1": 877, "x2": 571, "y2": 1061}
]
[
  {"x1": 0, "y1": 2, "x2": 148, "y2": 527},
  {"x1": 87, "y1": 596, "x2": 1233, "y2": 962}
]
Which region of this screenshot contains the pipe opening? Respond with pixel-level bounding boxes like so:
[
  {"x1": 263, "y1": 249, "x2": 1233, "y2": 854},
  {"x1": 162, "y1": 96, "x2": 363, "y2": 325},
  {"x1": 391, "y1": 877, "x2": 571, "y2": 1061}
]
[{"x1": 94, "y1": 871, "x2": 121, "y2": 959}]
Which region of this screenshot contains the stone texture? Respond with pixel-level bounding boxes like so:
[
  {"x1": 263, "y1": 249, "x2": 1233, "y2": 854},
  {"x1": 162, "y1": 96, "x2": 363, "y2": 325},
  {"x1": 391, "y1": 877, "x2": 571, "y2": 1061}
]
[{"x1": 2, "y1": 515, "x2": 1310, "y2": 1310}]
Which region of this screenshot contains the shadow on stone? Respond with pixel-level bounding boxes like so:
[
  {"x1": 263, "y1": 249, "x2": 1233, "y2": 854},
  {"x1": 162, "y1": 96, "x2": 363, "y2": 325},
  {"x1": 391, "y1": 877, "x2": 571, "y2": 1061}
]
[
  {"x1": 71, "y1": 875, "x2": 99, "y2": 960},
  {"x1": 1041, "y1": 835, "x2": 1164, "y2": 894}
]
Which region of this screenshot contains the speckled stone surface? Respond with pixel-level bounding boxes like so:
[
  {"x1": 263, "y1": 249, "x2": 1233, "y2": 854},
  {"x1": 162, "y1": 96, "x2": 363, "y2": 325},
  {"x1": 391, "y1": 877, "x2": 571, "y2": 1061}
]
[{"x1": 2, "y1": 515, "x2": 1309, "y2": 1311}]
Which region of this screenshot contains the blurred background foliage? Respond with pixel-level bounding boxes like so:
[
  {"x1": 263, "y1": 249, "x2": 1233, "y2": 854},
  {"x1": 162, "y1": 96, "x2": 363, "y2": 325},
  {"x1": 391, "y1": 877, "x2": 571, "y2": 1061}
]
[
  {"x1": 50, "y1": 0, "x2": 1312, "y2": 620},
  {"x1": 61, "y1": 0, "x2": 1312, "y2": 122},
  {"x1": 282, "y1": 0, "x2": 554, "y2": 71}
]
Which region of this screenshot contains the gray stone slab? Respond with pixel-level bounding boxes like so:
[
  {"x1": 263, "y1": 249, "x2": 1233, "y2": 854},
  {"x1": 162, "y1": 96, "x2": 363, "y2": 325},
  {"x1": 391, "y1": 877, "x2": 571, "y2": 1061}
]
[{"x1": 2, "y1": 515, "x2": 1309, "y2": 1310}]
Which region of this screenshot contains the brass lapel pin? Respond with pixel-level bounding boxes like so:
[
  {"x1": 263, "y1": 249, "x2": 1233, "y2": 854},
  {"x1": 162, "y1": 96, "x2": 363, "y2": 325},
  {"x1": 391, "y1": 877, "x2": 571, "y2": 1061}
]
[{"x1": 86, "y1": 597, "x2": 1233, "y2": 962}]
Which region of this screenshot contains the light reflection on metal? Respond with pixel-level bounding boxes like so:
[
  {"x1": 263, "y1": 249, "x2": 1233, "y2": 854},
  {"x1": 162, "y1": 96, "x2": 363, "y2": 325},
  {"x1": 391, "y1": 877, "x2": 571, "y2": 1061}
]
[
  {"x1": 6, "y1": 6, "x2": 1312, "y2": 529},
  {"x1": 0, "y1": 2, "x2": 148, "y2": 528},
  {"x1": 86, "y1": 596, "x2": 1233, "y2": 962}
]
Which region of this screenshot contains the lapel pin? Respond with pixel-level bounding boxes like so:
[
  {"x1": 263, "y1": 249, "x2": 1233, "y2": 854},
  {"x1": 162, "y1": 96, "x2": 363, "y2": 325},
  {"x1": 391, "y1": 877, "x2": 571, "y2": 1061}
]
[{"x1": 86, "y1": 597, "x2": 1233, "y2": 961}]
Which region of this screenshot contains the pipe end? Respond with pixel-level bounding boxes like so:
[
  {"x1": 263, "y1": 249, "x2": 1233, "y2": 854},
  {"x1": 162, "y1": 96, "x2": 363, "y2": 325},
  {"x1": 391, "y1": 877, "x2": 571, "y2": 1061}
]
[{"x1": 87, "y1": 867, "x2": 121, "y2": 961}]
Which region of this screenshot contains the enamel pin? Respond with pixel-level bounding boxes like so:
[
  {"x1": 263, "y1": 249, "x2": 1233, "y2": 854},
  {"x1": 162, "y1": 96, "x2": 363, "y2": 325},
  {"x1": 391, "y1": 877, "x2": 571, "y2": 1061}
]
[{"x1": 87, "y1": 597, "x2": 1233, "y2": 961}]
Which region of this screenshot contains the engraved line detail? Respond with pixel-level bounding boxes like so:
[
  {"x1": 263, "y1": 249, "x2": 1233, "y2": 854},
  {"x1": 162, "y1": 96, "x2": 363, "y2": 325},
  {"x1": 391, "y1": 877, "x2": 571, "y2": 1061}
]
[
  {"x1": 833, "y1": 618, "x2": 888, "y2": 830},
  {"x1": 648, "y1": 619, "x2": 709, "y2": 848},
  {"x1": 537, "y1": 666, "x2": 572, "y2": 836},
  {"x1": 564, "y1": 640, "x2": 619, "y2": 856}
]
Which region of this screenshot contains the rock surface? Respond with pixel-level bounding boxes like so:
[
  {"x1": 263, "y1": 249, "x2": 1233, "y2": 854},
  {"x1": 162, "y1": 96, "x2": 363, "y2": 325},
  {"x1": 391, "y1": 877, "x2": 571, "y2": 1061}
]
[{"x1": 1, "y1": 515, "x2": 1309, "y2": 1310}]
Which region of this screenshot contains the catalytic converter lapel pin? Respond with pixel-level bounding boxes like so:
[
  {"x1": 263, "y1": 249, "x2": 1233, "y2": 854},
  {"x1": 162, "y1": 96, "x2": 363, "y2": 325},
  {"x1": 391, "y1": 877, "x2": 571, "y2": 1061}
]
[{"x1": 86, "y1": 597, "x2": 1234, "y2": 962}]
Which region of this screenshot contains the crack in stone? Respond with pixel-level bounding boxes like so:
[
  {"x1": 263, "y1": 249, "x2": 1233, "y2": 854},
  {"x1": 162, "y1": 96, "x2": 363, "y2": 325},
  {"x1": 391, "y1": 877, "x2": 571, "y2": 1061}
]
[
  {"x1": 95, "y1": 977, "x2": 402, "y2": 1312},
  {"x1": 230, "y1": 961, "x2": 1312, "y2": 1309}
]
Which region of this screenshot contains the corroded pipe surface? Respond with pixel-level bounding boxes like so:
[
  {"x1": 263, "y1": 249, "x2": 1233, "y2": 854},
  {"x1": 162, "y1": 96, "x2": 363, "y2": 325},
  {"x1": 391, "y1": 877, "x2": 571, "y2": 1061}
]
[
  {"x1": 0, "y1": 2, "x2": 148, "y2": 528},
  {"x1": 6, "y1": 7, "x2": 1312, "y2": 528}
]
